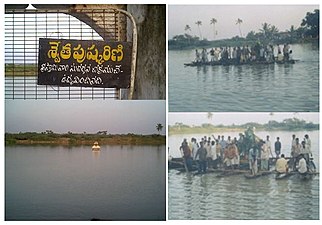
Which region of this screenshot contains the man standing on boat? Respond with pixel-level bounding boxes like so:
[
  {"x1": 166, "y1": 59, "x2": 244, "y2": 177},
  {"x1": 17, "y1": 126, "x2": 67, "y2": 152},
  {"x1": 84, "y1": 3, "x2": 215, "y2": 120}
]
[
  {"x1": 283, "y1": 44, "x2": 290, "y2": 61},
  {"x1": 248, "y1": 145, "x2": 259, "y2": 175},
  {"x1": 210, "y1": 48, "x2": 215, "y2": 62},
  {"x1": 274, "y1": 137, "x2": 281, "y2": 158},
  {"x1": 261, "y1": 141, "x2": 273, "y2": 171},
  {"x1": 291, "y1": 138, "x2": 302, "y2": 171},
  {"x1": 304, "y1": 134, "x2": 312, "y2": 163},
  {"x1": 215, "y1": 139, "x2": 222, "y2": 169},
  {"x1": 265, "y1": 135, "x2": 272, "y2": 156},
  {"x1": 201, "y1": 48, "x2": 208, "y2": 63},
  {"x1": 291, "y1": 134, "x2": 296, "y2": 154},
  {"x1": 195, "y1": 141, "x2": 208, "y2": 173},
  {"x1": 219, "y1": 135, "x2": 227, "y2": 163},
  {"x1": 180, "y1": 139, "x2": 193, "y2": 171},
  {"x1": 195, "y1": 49, "x2": 201, "y2": 63}
]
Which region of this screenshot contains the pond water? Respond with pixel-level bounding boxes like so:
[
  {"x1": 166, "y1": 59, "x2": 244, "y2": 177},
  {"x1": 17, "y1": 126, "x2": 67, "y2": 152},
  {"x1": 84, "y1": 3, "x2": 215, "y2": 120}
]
[
  {"x1": 5, "y1": 145, "x2": 166, "y2": 221},
  {"x1": 169, "y1": 43, "x2": 319, "y2": 112},
  {"x1": 168, "y1": 130, "x2": 319, "y2": 220}
]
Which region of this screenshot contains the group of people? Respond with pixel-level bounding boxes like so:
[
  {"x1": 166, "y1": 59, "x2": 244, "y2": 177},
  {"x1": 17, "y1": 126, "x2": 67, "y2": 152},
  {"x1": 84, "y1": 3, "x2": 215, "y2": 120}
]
[
  {"x1": 179, "y1": 132, "x2": 313, "y2": 175},
  {"x1": 194, "y1": 43, "x2": 292, "y2": 64},
  {"x1": 179, "y1": 135, "x2": 240, "y2": 173},
  {"x1": 275, "y1": 134, "x2": 313, "y2": 176}
]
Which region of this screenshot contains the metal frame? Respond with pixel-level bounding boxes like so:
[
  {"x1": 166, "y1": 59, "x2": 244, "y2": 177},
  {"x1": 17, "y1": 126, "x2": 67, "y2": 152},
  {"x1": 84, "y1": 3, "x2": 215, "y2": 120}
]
[{"x1": 5, "y1": 6, "x2": 137, "y2": 100}]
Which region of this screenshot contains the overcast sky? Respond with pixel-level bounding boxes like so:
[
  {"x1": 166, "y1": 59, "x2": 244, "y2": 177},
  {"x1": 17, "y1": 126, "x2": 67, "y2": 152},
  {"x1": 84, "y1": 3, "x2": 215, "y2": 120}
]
[
  {"x1": 169, "y1": 112, "x2": 319, "y2": 126},
  {"x1": 169, "y1": 4, "x2": 319, "y2": 40},
  {"x1": 5, "y1": 100, "x2": 166, "y2": 135}
]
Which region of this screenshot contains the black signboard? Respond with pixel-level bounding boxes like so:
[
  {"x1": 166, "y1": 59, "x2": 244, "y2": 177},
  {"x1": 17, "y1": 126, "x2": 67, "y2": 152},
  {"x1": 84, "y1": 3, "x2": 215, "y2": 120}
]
[{"x1": 38, "y1": 38, "x2": 132, "y2": 88}]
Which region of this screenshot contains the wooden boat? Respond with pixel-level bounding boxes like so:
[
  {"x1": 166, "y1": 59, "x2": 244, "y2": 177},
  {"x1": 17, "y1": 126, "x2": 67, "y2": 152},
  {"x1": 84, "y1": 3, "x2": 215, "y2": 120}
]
[
  {"x1": 275, "y1": 171, "x2": 318, "y2": 180},
  {"x1": 92, "y1": 141, "x2": 101, "y2": 151},
  {"x1": 297, "y1": 172, "x2": 315, "y2": 180},
  {"x1": 275, "y1": 59, "x2": 296, "y2": 64},
  {"x1": 244, "y1": 171, "x2": 272, "y2": 179},
  {"x1": 275, "y1": 171, "x2": 297, "y2": 180},
  {"x1": 216, "y1": 169, "x2": 245, "y2": 177},
  {"x1": 169, "y1": 157, "x2": 318, "y2": 180}
]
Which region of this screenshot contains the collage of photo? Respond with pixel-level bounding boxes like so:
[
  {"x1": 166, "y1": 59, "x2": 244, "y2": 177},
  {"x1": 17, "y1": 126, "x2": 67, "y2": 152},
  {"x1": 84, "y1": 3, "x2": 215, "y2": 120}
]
[{"x1": 2, "y1": 2, "x2": 320, "y2": 222}]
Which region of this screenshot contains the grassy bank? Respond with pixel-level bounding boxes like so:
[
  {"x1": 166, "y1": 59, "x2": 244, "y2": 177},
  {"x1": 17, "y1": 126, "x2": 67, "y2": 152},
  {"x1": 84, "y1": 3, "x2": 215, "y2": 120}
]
[
  {"x1": 5, "y1": 132, "x2": 166, "y2": 146},
  {"x1": 169, "y1": 119, "x2": 319, "y2": 135},
  {"x1": 169, "y1": 127, "x2": 245, "y2": 135},
  {"x1": 5, "y1": 64, "x2": 37, "y2": 76}
]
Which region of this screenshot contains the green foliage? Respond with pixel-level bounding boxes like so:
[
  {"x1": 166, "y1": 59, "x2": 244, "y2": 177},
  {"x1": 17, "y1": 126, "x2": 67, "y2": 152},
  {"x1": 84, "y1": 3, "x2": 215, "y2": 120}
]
[
  {"x1": 169, "y1": 9, "x2": 319, "y2": 50},
  {"x1": 301, "y1": 9, "x2": 319, "y2": 38},
  {"x1": 169, "y1": 118, "x2": 318, "y2": 135},
  {"x1": 5, "y1": 132, "x2": 166, "y2": 146}
]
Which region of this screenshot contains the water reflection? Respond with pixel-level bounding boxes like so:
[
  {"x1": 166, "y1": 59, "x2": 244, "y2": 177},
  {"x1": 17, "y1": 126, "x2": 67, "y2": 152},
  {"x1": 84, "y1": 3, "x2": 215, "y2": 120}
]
[
  {"x1": 92, "y1": 150, "x2": 100, "y2": 159},
  {"x1": 6, "y1": 145, "x2": 166, "y2": 221}
]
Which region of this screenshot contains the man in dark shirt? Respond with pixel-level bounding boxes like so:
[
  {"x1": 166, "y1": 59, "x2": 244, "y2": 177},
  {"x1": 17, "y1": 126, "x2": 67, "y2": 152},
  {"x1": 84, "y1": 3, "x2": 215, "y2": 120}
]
[
  {"x1": 196, "y1": 142, "x2": 208, "y2": 173},
  {"x1": 274, "y1": 137, "x2": 282, "y2": 158},
  {"x1": 180, "y1": 139, "x2": 193, "y2": 171}
]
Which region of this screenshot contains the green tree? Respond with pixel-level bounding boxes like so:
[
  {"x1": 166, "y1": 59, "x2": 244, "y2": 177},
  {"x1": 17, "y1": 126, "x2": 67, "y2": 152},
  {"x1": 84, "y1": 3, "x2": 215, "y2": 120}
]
[
  {"x1": 210, "y1": 18, "x2": 218, "y2": 40},
  {"x1": 156, "y1": 123, "x2": 163, "y2": 134},
  {"x1": 259, "y1": 22, "x2": 270, "y2": 38},
  {"x1": 195, "y1": 20, "x2": 203, "y2": 40},
  {"x1": 184, "y1": 24, "x2": 191, "y2": 35},
  {"x1": 236, "y1": 18, "x2": 243, "y2": 37},
  {"x1": 246, "y1": 30, "x2": 257, "y2": 41},
  {"x1": 301, "y1": 9, "x2": 319, "y2": 38}
]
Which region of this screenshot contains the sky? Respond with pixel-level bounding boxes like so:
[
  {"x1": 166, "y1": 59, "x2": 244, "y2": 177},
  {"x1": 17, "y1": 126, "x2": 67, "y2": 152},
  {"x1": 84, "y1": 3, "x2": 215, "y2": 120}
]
[
  {"x1": 168, "y1": 112, "x2": 319, "y2": 126},
  {"x1": 5, "y1": 100, "x2": 166, "y2": 135},
  {"x1": 168, "y1": 4, "x2": 319, "y2": 40}
]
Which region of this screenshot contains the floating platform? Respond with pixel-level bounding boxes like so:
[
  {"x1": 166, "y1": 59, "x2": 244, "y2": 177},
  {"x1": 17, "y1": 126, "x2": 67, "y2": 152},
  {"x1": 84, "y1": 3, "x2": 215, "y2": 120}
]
[{"x1": 184, "y1": 59, "x2": 296, "y2": 67}]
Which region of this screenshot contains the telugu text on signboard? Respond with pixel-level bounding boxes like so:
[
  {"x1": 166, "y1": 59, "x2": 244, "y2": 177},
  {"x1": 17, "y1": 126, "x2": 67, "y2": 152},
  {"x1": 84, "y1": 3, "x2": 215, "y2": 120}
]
[{"x1": 38, "y1": 38, "x2": 132, "y2": 88}]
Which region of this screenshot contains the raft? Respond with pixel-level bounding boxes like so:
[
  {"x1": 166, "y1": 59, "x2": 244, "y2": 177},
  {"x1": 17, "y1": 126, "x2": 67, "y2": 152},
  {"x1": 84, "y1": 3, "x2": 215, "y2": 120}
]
[
  {"x1": 244, "y1": 171, "x2": 273, "y2": 179},
  {"x1": 216, "y1": 170, "x2": 245, "y2": 177},
  {"x1": 297, "y1": 173, "x2": 314, "y2": 180},
  {"x1": 184, "y1": 59, "x2": 296, "y2": 67}
]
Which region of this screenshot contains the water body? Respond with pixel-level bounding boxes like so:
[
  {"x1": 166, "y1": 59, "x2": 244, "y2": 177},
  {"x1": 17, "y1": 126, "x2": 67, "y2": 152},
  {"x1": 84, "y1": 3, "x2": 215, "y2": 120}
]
[
  {"x1": 168, "y1": 170, "x2": 319, "y2": 220},
  {"x1": 5, "y1": 145, "x2": 166, "y2": 221},
  {"x1": 168, "y1": 131, "x2": 319, "y2": 220},
  {"x1": 169, "y1": 43, "x2": 319, "y2": 112}
]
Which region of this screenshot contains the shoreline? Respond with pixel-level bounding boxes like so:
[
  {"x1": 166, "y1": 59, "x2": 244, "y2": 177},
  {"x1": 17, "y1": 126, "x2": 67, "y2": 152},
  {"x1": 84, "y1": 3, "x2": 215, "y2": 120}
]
[
  {"x1": 169, "y1": 127, "x2": 319, "y2": 136},
  {"x1": 5, "y1": 133, "x2": 166, "y2": 146}
]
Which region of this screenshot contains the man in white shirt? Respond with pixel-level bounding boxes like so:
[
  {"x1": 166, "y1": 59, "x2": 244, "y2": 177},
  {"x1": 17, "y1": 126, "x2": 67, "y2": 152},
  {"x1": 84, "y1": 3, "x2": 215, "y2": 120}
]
[
  {"x1": 261, "y1": 141, "x2": 273, "y2": 171},
  {"x1": 304, "y1": 134, "x2": 312, "y2": 155},
  {"x1": 297, "y1": 154, "x2": 308, "y2": 174}
]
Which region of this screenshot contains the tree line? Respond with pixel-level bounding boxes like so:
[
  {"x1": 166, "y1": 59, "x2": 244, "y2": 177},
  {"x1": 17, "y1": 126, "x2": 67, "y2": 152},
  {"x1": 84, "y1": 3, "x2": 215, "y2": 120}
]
[
  {"x1": 170, "y1": 118, "x2": 319, "y2": 133},
  {"x1": 169, "y1": 9, "x2": 319, "y2": 50}
]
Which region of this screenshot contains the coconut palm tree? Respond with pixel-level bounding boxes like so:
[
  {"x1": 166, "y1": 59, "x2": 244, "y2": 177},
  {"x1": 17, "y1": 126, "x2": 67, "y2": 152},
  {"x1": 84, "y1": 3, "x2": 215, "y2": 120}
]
[
  {"x1": 195, "y1": 20, "x2": 203, "y2": 40},
  {"x1": 184, "y1": 24, "x2": 191, "y2": 34},
  {"x1": 260, "y1": 22, "x2": 271, "y2": 38},
  {"x1": 210, "y1": 18, "x2": 217, "y2": 40},
  {"x1": 236, "y1": 18, "x2": 243, "y2": 37},
  {"x1": 269, "y1": 25, "x2": 279, "y2": 35},
  {"x1": 156, "y1": 123, "x2": 163, "y2": 134}
]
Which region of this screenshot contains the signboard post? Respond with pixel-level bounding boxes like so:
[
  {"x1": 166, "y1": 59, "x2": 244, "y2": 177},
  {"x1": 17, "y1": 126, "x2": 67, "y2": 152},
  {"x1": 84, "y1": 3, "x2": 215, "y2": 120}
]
[{"x1": 38, "y1": 38, "x2": 132, "y2": 88}]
